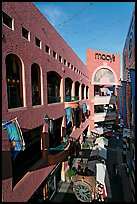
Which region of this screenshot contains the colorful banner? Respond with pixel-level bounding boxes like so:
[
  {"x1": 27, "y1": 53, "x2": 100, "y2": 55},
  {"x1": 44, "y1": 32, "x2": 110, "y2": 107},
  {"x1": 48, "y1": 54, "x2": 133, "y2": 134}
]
[
  {"x1": 5, "y1": 117, "x2": 25, "y2": 160},
  {"x1": 65, "y1": 107, "x2": 73, "y2": 125},
  {"x1": 82, "y1": 103, "x2": 87, "y2": 113}
]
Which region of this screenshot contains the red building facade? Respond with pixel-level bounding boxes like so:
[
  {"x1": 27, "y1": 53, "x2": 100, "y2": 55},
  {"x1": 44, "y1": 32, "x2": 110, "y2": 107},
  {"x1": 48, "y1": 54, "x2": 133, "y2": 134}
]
[
  {"x1": 86, "y1": 49, "x2": 120, "y2": 129},
  {"x1": 2, "y1": 2, "x2": 120, "y2": 202}
]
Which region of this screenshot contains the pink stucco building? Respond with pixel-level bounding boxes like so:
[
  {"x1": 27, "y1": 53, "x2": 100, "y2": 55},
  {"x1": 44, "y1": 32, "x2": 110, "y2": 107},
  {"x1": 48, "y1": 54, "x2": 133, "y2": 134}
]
[{"x1": 2, "y1": 2, "x2": 120, "y2": 202}]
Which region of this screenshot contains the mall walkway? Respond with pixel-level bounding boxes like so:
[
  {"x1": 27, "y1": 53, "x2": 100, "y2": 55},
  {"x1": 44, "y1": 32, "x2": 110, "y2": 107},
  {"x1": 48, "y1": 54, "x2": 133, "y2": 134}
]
[{"x1": 51, "y1": 131, "x2": 132, "y2": 202}]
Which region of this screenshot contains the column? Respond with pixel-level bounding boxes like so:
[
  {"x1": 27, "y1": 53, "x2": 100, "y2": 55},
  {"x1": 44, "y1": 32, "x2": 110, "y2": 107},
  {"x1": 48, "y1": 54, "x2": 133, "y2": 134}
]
[
  {"x1": 61, "y1": 161, "x2": 66, "y2": 182},
  {"x1": 42, "y1": 123, "x2": 49, "y2": 161}
]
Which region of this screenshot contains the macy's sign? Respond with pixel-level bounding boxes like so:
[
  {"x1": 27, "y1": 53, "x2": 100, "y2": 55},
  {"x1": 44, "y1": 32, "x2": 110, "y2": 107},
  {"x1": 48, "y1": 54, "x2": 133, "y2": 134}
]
[{"x1": 95, "y1": 52, "x2": 115, "y2": 62}]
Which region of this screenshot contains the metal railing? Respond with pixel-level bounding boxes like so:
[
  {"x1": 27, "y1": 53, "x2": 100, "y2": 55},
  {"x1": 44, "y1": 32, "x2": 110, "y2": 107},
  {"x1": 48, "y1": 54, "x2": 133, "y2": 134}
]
[{"x1": 48, "y1": 140, "x2": 69, "y2": 155}]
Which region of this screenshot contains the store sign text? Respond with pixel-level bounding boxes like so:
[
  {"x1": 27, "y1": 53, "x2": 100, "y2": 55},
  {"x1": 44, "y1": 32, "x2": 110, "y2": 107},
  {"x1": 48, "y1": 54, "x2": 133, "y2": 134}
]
[{"x1": 95, "y1": 53, "x2": 115, "y2": 62}]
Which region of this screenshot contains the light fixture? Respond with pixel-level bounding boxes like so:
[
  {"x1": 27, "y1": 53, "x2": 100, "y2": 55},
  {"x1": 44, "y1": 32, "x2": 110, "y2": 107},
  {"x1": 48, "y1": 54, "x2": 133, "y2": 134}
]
[{"x1": 44, "y1": 114, "x2": 50, "y2": 123}]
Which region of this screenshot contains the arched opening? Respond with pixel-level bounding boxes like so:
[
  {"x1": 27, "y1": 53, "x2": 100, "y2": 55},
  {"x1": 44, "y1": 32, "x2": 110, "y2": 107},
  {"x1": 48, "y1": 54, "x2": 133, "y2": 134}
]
[
  {"x1": 5, "y1": 53, "x2": 23, "y2": 109},
  {"x1": 47, "y1": 71, "x2": 61, "y2": 104},
  {"x1": 82, "y1": 84, "x2": 85, "y2": 100},
  {"x1": 86, "y1": 86, "x2": 89, "y2": 99},
  {"x1": 75, "y1": 81, "x2": 80, "y2": 100},
  {"x1": 65, "y1": 77, "x2": 73, "y2": 102},
  {"x1": 31, "y1": 63, "x2": 41, "y2": 106}
]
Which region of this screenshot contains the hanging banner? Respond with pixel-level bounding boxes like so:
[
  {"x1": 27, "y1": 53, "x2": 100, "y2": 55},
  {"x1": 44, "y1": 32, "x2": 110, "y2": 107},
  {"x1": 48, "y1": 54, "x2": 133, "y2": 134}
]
[
  {"x1": 82, "y1": 103, "x2": 87, "y2": 113},
  {"x1": 5, "y1": 117, "x2": 25, "y2": 160},
  {"x1": 65, "y1": 107, "x2": 73, "y2": 125}
]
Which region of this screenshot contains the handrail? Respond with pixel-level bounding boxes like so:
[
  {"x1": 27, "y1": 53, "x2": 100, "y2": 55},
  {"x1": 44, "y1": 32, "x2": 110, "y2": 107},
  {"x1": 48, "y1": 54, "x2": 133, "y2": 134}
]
[{"x1": 48, "y1": 134, "x2": 69, "y2": 154}]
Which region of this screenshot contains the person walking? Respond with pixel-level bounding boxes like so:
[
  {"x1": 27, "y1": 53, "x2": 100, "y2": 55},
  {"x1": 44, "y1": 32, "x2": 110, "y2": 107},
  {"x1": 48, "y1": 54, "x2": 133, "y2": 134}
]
[{"x1": 77, "y1": 159, "x2": 81, "y2": 173}]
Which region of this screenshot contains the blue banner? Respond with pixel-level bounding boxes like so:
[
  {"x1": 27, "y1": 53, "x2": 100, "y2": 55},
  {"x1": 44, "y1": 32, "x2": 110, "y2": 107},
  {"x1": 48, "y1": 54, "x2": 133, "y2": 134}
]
[
  {"x1": 82, "y1": 103, "x2": 87, "y2": 113},
  {"x1": 65, "y1": 107, "x2": 73, "y2": 125},
  {"x1": 5, "y1": 117, "x2": 25, "y2": 160}
]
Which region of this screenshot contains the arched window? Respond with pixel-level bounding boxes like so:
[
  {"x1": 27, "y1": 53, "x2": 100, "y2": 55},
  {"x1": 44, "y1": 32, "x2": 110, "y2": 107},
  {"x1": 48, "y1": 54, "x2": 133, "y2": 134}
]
[
  {"x1": 47, "y1": 71, "x2": 61, "y2": 104},
  {"x1": 94, "y1": 68, "x2": 115, "y2": 83},
  {"x1": 31, "y1": 63, "x2": 41, "y2": 106},
  {"x1": 75, "y1": 81, "x2": 80, "y2": 100},
  {"x1": 6, "y1": 54, "x2": 23, "y2": 109},
  {"x1": 82, "y1": 84, "x2": 85, "y2": 100},
  {"x1": 65, "y1": 77, "x2": 73, "y2": 102},
  {"x1": 86, "y1": 86, "x2": 89, "y2": 99}
]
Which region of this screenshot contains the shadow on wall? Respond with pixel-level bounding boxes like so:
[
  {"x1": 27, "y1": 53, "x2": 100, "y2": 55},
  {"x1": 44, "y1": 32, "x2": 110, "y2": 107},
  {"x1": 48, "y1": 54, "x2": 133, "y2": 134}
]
[{"x1": 2, "y1": 151, "x2": 12, "y2": 180}]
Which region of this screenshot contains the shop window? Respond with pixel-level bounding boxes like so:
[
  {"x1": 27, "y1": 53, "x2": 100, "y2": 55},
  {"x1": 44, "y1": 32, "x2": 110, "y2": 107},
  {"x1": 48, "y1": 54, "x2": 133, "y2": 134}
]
[
  {"x1": 6, "y1": 54, "x2": 23, "y2": 109},
  {"x1": 12, "y1": 126, "x2": 42, "y2": 187},
  {"x1": 22, "y1": 27, "x2": 30, "y2": 41},
  {"x1": 31, "y1": 63, "x2": 41, "y2": 106},
  {"x1": 45, "y1": 45, "x2": 50, "y2": 55},
  {"x1": 2, "y1": 11, "x2": 13, "y2": 30},
  {"x1": 35, "y1": 37, "x2": 41, "y2": 48}
]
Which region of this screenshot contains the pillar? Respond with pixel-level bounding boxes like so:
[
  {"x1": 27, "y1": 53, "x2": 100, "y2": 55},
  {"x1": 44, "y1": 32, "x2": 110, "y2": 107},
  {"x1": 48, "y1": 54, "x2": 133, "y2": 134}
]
[
  {"x1": 42, "y1": 123, "x2": 49, "y2": 160},
  {"x1": 61, "y1": 161, "x2": 66, "y2": 182}
]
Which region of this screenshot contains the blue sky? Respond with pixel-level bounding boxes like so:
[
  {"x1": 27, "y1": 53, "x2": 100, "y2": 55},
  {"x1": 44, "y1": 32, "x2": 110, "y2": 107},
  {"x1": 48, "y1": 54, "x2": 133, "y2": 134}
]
[{"x1": 34, "y1": 2, "x2": 135, "y2": 79}]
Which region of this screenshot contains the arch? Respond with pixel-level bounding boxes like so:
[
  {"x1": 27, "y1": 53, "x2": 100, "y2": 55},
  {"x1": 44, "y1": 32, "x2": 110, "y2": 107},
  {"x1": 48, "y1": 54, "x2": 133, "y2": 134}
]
[
  {"x1": 65, "y1": 77, "x2": 73, "y2": 97},
  {"x1": 47, "y1": 71, "x2": 61, "y2": 104},
  {"x1": 86, "y1": 86, "x2": 89, "y2": 99},
  {"x1": 5, "y1": 53, "x2": 24, "y2": 109},
  {"x1": 91, "y1": 64, "x2": 118, "y2": 85},
  {"x1": 31, "y1": 63, "x2": 41, "y2": 106},
  {"x1": 75, "y1": 81, "x2": 80, "y2": 99},
  {"x1": 81, "y1": 84, "x2": 85, "y2": 100}
]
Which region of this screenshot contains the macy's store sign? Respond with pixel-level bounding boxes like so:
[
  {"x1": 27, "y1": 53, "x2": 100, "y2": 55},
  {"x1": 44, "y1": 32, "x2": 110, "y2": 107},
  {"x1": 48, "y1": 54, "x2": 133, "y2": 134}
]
[{"x1": 95, "y1": 52, "x2": 115, "y2": 62}]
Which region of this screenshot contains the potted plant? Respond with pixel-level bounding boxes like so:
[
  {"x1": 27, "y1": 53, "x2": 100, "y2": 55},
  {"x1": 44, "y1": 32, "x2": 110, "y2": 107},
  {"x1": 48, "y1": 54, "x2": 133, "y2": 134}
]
[
  {"x1": 81, "y1": 142, "x2": 90, "y2": 149},
  {"x1": 65, "y1": 169, "x2": 76, "y2": 183}
]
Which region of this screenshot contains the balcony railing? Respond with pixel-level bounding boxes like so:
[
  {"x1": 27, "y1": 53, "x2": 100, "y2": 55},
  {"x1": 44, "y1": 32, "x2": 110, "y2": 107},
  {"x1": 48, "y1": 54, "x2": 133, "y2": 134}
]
[
  {"x1": 8, "y1": 96, "x2": 23, "y2": 109},
  {"x1": 65, "y1": 96, "x2": 79, "y2": 102},
  {"x1": 94, "y1": 95, "x2": 116, "y2": 105},
  {"x1": 48, "y1": 141, "x2": 69, "y2": 155},
  {"x1": 94, "y1": 111, "x2": 116, "y2": 122},
  {"x1": 48, "y1": 96, "x2": 61, "y2": 104}
]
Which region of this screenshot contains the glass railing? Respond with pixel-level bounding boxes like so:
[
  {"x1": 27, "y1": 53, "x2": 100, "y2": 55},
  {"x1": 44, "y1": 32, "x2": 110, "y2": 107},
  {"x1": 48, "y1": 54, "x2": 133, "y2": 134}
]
[
  {"x1": 48, "y1": 140, "x2": 69, "y2": 155},
  {"x1": 65, "y1": 96, "x2": 79, "y2": 102},
  {"x1": 48, "y1": 96, "x2": 61, "y2": 104}
]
